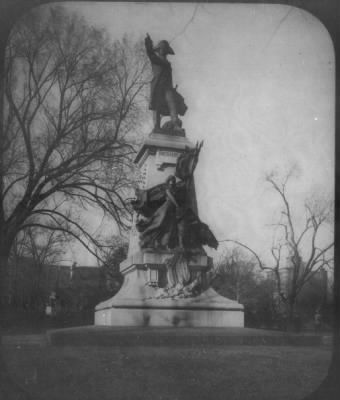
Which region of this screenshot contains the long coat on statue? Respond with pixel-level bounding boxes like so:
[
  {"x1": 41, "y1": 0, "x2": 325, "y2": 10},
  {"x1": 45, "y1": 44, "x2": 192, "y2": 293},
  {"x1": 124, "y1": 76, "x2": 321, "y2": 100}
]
[
  {"x1": 132, "y1": 181, "x2": 218, "y2": 250},
  {"x1": 145, "y1": 38, "x2": 187, "y2": 117}
]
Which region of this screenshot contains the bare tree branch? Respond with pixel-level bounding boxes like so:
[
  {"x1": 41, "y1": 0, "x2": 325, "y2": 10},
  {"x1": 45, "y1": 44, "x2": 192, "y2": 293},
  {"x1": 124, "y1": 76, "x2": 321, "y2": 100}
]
[
  {"x1": 219, "y1": 239, "x2": 271, "y2": 271},
  {"x1": 0, "y1": 6, "x2": 149, "y2": 268},
  {"x1": 224, "y1": 168, "x2": 333, "y2": 319}
]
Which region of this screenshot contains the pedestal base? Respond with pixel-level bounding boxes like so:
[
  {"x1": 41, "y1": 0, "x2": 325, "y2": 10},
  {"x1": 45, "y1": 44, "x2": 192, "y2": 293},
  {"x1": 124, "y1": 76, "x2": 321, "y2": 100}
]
[
  {"x1": 95, "y1": 307, "x2": 243, "y2": 327},
  {"x1": 95, "y1": 288, "x2": 244, "y2": 328},
  {"x1": 95, "y1": 250, "x2": 244, "y2": 328}
]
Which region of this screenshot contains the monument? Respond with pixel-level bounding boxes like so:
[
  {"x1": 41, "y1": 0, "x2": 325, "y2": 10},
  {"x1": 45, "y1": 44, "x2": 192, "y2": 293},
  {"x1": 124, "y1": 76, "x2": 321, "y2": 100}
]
[{"x1": 95, "y1": 34, "x2": 244, "y2": 327}]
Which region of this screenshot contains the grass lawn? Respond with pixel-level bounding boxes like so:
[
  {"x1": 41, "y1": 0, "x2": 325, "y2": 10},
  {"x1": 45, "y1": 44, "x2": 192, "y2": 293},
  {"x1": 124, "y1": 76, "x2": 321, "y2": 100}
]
[
  {"x1": 1, "y1": 345, "x2": 332, "y2": 400},
  {"x1": 0, "y1": 310, "x2": 94, "y2": 335}
]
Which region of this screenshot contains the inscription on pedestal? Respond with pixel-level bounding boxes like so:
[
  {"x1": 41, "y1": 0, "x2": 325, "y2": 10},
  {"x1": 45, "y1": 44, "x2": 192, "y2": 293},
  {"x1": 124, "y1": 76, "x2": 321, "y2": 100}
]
[{"x1": 155, "y1": 150, "x2": 180, "y2": 170}]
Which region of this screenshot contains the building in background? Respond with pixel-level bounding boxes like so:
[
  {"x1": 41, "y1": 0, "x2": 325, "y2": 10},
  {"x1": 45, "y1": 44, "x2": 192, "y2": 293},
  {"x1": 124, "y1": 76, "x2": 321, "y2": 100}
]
[{"x1": 2, "y1": 257, "x2": 108, "y2": 312}]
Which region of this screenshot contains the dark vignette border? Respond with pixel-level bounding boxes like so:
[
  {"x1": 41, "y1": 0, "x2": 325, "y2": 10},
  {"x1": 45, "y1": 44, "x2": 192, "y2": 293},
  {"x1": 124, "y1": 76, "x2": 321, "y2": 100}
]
[{"x1": 0, "y1": 1, "x2": 338, "y2": 399}]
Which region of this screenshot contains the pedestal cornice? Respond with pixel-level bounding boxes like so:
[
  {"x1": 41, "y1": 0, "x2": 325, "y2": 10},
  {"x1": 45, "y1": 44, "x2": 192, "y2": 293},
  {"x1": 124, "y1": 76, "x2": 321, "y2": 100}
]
[{"x1": 134, "y1": 132, "x2": 195, "y2": 166}]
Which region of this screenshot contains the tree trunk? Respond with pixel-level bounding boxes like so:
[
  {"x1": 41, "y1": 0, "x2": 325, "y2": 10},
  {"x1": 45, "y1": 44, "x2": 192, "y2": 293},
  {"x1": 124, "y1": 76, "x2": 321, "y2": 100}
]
[
  {"x1": 286, "y1": 296, "x2": 300, "y2": 332},
  {"x1": 0, "y1": 235, "x2": 12, "y2": 307}
]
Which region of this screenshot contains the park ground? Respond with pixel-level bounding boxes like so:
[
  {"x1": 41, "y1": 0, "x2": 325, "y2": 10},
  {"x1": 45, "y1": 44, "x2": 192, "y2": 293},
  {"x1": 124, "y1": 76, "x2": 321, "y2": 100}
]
[
  {"x1": 1, "y1": 344, "x2": 332, "y2": 400},
  {"x1": 0, "y1": 311, "x2": 336, "y2": 400}
]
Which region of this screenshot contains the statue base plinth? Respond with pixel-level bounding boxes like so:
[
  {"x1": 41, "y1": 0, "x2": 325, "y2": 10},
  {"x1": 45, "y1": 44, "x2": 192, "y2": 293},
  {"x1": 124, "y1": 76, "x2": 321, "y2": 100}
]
[
  {"x1": 94, "y1": 250, "x2": 244, "y2": 328},
  {"x1": 152, "y1": 127, "x2": 186, "y2": 137}
]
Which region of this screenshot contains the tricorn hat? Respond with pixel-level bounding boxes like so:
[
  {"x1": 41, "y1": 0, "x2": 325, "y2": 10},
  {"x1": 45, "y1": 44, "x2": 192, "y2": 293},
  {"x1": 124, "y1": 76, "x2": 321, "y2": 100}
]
[{"x1": 154, "y1": 40, "x2": 175, "y2": 55}]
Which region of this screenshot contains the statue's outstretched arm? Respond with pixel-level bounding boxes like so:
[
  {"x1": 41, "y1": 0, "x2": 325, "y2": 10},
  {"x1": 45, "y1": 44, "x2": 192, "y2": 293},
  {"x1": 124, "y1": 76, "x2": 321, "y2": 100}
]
[
  {"x1": 145, "y1": 33, "x2": 154, "y2": 56},
  {"x1": 145, "y1": 33, "x2": 165, "y2": 66}
]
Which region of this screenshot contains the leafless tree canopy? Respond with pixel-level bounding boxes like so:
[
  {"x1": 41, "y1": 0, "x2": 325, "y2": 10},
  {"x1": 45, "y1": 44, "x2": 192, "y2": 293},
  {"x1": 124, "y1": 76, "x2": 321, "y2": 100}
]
[
  {"x1": 96, "y1": 234, "x2": 128, "y2": 295},
  {"x1": 11, "y1": 227, "x2": 69, "y2": 267},
  {"x1": 9, "y1": 226, "x2": 70, "y2": 298},
  {"x1": 211, "y1": 247, "x2": 258, "y2": 303},
  {"x1": 0, "y1": 6, "x2": 149, "y2": 263},
  {"x1": 222, "y1": 168, "x2": 334, "y2": 317}
]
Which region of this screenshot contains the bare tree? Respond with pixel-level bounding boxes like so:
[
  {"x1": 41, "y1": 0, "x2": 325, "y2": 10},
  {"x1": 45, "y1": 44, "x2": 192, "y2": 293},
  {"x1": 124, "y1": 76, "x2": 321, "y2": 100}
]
[
  {"x1": 12, "y1": 226, "x2": 69, "y2": 276},
  {"x1": 9, "y1": 226, "x2": 70, "y2": 307},
  {"x1": 0, "y1": 6, "x2": 149, "y2": 285},
  {"x1": 223, "y1": 169, "x2": 334, "y2": 323},
  {"x1": 210, "y1": 247, "x2": 277, "y2": 328},
  {"x1": 211, "y1": 247, "x2": 256, "y2": 303},
  {"x1": 97, "y1": 235, "x2": 128, "y2": 295}
]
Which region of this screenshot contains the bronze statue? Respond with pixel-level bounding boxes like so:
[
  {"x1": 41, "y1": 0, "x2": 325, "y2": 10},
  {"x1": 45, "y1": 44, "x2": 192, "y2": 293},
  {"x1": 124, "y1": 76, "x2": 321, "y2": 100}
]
[
  {"x1": 132, "y1": 143, "x2": 218, "y2": 251},
  {"x1": 175, "y1": 142, "x2": 203, "y2": 182},
  {"x1": 133, "y1": 175, "x2": 183, "y2": 249},
  {"x1": 133, "y1": 175, "x2": 217, "y2": 251},
  {"x1": 145, "y1": 33, "x2": 187, "y2": 131}
]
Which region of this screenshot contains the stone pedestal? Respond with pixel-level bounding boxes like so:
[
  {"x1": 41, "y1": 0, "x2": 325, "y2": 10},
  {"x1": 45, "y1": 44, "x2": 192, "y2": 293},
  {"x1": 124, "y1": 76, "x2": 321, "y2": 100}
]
[
  {"x1": 95, "y1": 250, "x2": 244, "y2": 327},
  {"x1": 95, "y1": 130, "x2": 244, "y2": 327}
]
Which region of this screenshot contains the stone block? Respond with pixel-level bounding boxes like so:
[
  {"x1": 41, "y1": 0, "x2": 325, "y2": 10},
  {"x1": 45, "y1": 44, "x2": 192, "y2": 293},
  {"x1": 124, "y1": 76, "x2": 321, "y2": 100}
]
[
  {"x1": 95, "y1": 307, "x2": 244, "y2": 328},
  {"x1": 95, "y1": 280, "x2": 244, "y2": 328}
]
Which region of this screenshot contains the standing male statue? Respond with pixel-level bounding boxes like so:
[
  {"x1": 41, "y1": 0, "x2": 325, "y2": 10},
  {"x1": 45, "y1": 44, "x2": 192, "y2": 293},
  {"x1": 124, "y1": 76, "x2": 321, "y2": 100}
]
[{"x1": 145, "y1": 33, "x2": 187, "y2": 131}]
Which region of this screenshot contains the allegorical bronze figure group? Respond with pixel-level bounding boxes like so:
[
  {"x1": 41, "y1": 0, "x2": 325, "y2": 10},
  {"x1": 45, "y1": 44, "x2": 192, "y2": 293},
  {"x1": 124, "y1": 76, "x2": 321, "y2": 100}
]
[{"x1": 132, "y1": 143, "x2": 218, "y2": 252}]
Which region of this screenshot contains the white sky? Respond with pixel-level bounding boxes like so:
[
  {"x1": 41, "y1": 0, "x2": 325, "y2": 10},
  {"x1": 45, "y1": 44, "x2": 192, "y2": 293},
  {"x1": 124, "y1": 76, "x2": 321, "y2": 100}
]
[{"x1": 58, "y1": 2, "x2": 334, "y2": 266}]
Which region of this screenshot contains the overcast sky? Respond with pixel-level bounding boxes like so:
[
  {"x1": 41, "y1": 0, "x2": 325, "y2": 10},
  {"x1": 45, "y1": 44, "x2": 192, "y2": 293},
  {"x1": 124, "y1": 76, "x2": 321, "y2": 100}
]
[{"x1": 59, "y1": 2, "x2": 334, "y2": 266}]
